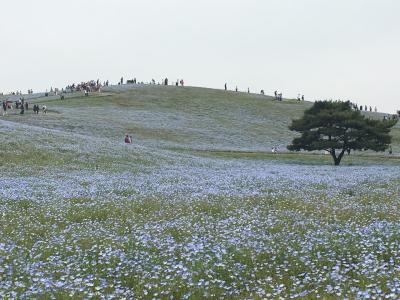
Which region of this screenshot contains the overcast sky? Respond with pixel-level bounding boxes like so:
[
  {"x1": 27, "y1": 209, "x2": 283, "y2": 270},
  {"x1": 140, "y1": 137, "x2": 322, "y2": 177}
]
[{"x1": 0, "y1": 0, "x2": 399, "y2": 112}]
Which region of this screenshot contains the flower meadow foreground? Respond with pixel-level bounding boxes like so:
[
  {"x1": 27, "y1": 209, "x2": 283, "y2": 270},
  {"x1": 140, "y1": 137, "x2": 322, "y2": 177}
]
[{"x1": 1, "y1": 158, "x2": 399, "y2": 299}]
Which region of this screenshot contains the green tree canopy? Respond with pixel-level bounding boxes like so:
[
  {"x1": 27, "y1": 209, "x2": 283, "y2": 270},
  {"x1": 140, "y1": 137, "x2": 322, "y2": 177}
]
[{"x1": 287, "y1": 101, "x2": 397, "y2": 165}]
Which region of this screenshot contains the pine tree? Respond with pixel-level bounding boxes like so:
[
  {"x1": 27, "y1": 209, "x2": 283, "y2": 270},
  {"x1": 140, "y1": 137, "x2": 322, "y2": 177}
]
[{"x1": 287, "y1": 101, "x2": 397, "y2": 165}]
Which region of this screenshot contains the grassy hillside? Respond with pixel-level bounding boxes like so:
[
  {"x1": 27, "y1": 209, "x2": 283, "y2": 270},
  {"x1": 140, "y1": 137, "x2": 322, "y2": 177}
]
[
  {"x1": 3, "y1": 85, "x2": 399, "y2": 157},
  {"x1": 4, "y1": 86, "x2": 307, "y2": 151}
]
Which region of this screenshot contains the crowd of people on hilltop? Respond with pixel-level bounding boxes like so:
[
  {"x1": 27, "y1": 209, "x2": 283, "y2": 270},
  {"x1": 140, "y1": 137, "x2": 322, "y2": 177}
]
[
  {"x1": 223, "y1": 83, "x2": 305, "y2": 102},
  {"x1": 1, "y1": 89, "x2": 34, "y2": 96},
  {"x1": 2, "y1": 98, "x2": 30, "y2": 116},
  {"x1": 7, "y1": 91, "x2": 23, "y2": 96},
  {"x1": 160, "y1": 78, "x2": 185, "y2": 86},
  {"x1": 383, "y1": 114, "x2": 399, "y2": 121},
  {"x1": 1, "y1": 76, "x2": 190, "y2": 101},
  {"x1": 297, "y1": 94, "x2": 305, "y2": 101},
  {"x1": 2, "y1": 77, "x2": 398, "y2": 126},
  {"x1": 2, "y1": 96, "x2": 50, "y2": 116},
  {"x1": 350, "y1": 102, "x2": 378, "y2": 113},
  {"x1": 221, "y1": 83, "x2": 399, "y2": 121},
  {"x1": 349, "y1": 101, "x2": 400, "y2": 120},
  {"x1": 115, "y1": 77, "x2": 187, "y2": 87},
  {"x1": 65, "y1": 80, "x2": 103, "y2": 93}
]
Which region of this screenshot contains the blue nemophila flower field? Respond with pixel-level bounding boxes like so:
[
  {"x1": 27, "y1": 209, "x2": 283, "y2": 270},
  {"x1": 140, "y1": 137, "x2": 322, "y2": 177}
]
[{"x1": 0, "y1": 86, "x2": 399, "y2": 299}]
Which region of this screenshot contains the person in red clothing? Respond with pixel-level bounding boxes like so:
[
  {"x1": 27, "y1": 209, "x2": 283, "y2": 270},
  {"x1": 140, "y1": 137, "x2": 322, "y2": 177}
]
[{"x1": 125, "y1": 134, "x2": 132, "y2": 144}]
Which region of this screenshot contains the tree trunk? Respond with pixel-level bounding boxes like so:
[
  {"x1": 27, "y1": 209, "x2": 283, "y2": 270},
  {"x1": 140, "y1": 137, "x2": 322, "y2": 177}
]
[
  {"x1": 331, "y1": 149, "x2": 346, "y2": 166},
  {"x1": 333, "y1": 156, "x2": 340, "y2": 166},
  {"x1": 336, "y1": 149, "x2": 346, "y2": 165},
  {"x1": 330, "y1": 149, "x2": 338, "y2": 166}
]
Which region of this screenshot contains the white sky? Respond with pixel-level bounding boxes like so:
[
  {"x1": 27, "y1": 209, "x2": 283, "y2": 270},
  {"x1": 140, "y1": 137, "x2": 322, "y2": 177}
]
[{"x1": 0, "y1": 0, "x2": 399, "y2": 112}]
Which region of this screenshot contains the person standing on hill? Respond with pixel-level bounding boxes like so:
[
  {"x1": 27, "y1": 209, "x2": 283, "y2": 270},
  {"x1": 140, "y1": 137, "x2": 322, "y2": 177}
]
[
  {"x1": 125, "y1": 134, "x2": 132, "y2": 144},
  {"x1": 224, "y1": 83, "x2": 227, "y2": 91},
  {"x1": 2, "y1": 101, "x2": 7, "y2": 116}
]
